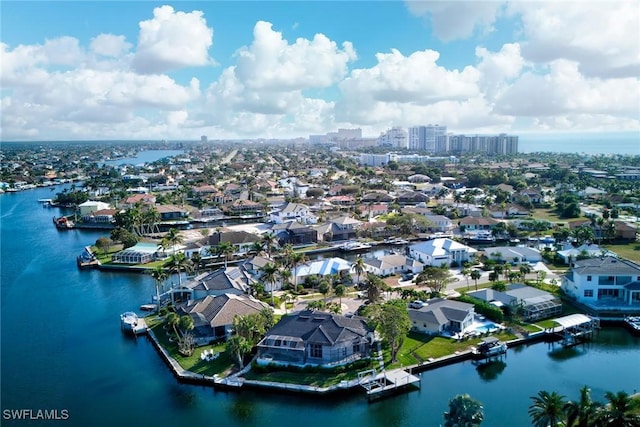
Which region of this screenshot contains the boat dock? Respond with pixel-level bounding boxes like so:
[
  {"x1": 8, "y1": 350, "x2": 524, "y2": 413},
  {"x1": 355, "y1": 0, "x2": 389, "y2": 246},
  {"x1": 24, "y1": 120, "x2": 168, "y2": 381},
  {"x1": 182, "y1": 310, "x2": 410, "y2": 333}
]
[
  {"x1": 358, "y1": 368, "x2": 421, "y2": 401},
  {"x1": 120, "y1": 312, "x2": 148, "y2": 336},
  {"x1": 545, "y1": 314, "x2": 600, "y2": 347}
]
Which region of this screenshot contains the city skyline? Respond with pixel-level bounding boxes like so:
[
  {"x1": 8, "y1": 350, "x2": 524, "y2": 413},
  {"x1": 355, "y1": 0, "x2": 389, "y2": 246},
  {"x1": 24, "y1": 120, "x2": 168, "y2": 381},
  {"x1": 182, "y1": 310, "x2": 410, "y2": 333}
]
[{"x1": 1, "y1": 1, "x2": 639, "y2": 141}]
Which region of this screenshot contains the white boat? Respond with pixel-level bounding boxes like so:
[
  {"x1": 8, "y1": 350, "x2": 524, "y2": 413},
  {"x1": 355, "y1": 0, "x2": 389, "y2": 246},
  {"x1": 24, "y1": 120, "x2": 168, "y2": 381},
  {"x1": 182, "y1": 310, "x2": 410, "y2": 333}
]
[
  {"x1": 341, "y1": 241, "x2": 373, "y2": 251},
  {"x1": 120, "y1": 312, "x2": 148, "y2": 335},
  {"x1": 624, "y1": 316, "x2": 640, "y2": 336},
  {"x1": 472, "y1": 337, "x2": 507, "y2": 358}
]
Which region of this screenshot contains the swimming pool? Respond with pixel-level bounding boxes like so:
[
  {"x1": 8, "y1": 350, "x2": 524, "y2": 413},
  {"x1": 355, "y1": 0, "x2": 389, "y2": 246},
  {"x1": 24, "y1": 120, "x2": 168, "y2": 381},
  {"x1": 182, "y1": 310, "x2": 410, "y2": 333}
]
[{"x1": 474, "y1": 323, "x2": 499, "y2": 333}]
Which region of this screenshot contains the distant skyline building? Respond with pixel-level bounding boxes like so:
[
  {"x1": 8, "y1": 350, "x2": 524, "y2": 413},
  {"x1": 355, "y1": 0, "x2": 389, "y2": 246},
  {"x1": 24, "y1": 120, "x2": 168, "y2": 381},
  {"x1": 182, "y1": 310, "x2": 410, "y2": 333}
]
[
  {"x1": 436, "y1": 133, "x2": 518, "y2": 155},
  {"x1": 409, "y1": 124, "x2": 447, "y2": 151},
  {"x1": 378, "y1": 127, "x2": 408, "y2": 149},
  {"x1": 201, "y1": 135, "x2": 208, "y2": 143}
]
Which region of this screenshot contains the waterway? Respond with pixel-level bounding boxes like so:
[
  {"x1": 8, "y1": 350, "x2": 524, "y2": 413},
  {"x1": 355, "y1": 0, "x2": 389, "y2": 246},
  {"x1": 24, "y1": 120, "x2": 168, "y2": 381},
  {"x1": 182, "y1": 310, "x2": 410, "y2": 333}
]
[
  {"x1": 1, "y1": 186, "x2": 639, "y2": 426},
  {"x1": 103, "y1": 149, "x2": 184, "y2": 166}
]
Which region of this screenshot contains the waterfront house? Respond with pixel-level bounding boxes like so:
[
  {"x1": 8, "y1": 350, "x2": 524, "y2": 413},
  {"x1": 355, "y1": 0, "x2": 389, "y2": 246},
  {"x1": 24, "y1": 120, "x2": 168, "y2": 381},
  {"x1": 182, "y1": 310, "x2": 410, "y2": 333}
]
[
  {"x1": 81, "y1": 208, "x2": 118, "y2": 224},
  {"x1": 183, "y1": 267, "x2": 252, "y2": 301},
  {"x1": 363, "y1": 254, "x2": 424, "y2": 277},
  {"x1": 314, "y1": 216, "x2": 362, "y2": 242},
  {"x1": 78, "y1": 200, "x2": 111, "y2": 215},
  {"x1": 562, "y1": 257, "x2": 640, "y2": 312},
  {"x1": 408, "y1": 298, "x2": 475, "y2": 335},
  {"x1": 256, "y1": 310, "x2": 373, "y2": 366},
  {"x1": 207, "y1": 230, "x2": 262, "y2": 255},
  {"x1": 156, "y1": 204, "x2": 189, "y2": 221},
  {"x1": 458, "y1": 216, "x2": 499, "y2": 232},
  {"x1": 408, "y1": 238, "x2": 477, "y2": 267},
  {"x1": 268, "y1": 202, "x2": 317, "y2": 224},
  {"x1": 556, "y1": 243, "x2": 616, "y2": 265},
  {"x1": 177, "y1": 293, "x2": 269, "y2": 344},
  {"x1": 483, "y1": 246, "x2": 542, "y2": 264},
  {"x1": 271, "y1": 221, "x2": 318, "y2": 246},
  {"x1": 467, "y1": 284, "x2": 562, "y2": 321}
]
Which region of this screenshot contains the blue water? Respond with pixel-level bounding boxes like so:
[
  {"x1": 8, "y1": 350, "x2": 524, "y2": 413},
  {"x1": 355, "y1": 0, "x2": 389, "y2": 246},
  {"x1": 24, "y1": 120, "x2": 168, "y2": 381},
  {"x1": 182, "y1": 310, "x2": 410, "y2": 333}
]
[
  {"x1": 474, "y1": 323, "x2": 498, "y2": 333},
  {"x1": 520, "y1": 132, "x2": 639, "y2": 155},
  {"x1": 103, "y1": 149, "x2": 184, "y2": 166},
  {"x1": 1, "y1": 186, "x2": 639, "y2": 426}
]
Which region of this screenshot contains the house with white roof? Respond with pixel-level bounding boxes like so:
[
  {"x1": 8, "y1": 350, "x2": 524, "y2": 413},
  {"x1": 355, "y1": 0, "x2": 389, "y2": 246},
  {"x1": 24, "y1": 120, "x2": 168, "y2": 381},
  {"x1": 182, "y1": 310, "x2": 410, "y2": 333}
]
[
  {"x1": 363, "y1": 254, "x2": 424, "y2": 277},
  {"x1": 562, "y1": 257, "x2": 640, "y2": 312},
  {"x1": 483, "y1": 246, "x2": 542, "y2": 264},
  {"x1": 408, "y1": 238, "x2": 477, "y2": 267},
  {"x1": 556, "y1": 243, "x2": 616, "y2": 265},
  {"x1": 293, "y1": 257, "x2": 352, "y2": 283},
  {"x1": 78, "y1": 200, "x2": 111, "y2": 215},
  {"x1": 269, "y1": 202, "x2": 317, "y2": 224}
]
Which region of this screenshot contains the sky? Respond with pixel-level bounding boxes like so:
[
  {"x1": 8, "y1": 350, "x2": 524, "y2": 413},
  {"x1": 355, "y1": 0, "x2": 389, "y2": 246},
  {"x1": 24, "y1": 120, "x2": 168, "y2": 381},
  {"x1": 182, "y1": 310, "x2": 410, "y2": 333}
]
[{"x1": 1, "y1": 1, "x2": 639, "y2": 141}]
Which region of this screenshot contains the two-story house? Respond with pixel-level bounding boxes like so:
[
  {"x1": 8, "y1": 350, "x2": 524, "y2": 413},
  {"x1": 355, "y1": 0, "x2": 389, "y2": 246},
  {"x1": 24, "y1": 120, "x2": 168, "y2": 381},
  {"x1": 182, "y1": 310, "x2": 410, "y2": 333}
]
[{"x1": 562, "y1": 257, "x2": 640, "y2": 312}]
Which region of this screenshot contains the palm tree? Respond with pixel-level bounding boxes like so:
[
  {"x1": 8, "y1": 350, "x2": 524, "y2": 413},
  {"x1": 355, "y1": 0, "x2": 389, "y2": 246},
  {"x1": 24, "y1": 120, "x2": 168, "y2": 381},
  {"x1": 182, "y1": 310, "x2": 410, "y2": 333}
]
[
  {"x1": 334, "y1": 284, "x2": 346, "y2": 308},
  {"x1": 166, "y1": 312, "x2": 180, "y2": 340},
  {"x1": 150, "y1": 266, "x2": 168, "y2": 313},
  {"x1": 598, "y1": 390, "x2": 640, "y2": 427},
  {"x1": 216, "y1": 241, "x2": 235, "y2": 267},
  {"x1": 443, "y1": 394, "x2": 484, "y2": 427},
  {"x1": 352, "y1": 256, "x2": 366, "y2": 286},
  {"x1": 519, "y1": 264, "x2": 532, "y2": 282},
  {"x1": 191, "y1": 252, "x2": 203, "y2": 275},
  {"x1": 564, "y1": 386, "x2": 601, "y2": 427},
  {"x1": 462, "y1": 268, "x2": 471, "y2": 290},
  {"x1": 259, "y1": 262, "x2": 279, "y2": 307},
  {"x1": 318, "y1": 278, "x2": 332, "y2": 303},
  {"x1": 162, "y1": 228, "x2": 183, "y2": 255},
  {"x1": 363, "y1": 273, "x2": 385, "y2": 303},
  {"x1": 470, "y1": 269, "x2": 482, "y2": 291},
  {"x1": 166, "y1": 253, "x2": 193, "y2": 305},
  {"x1": 290, "y1": 251, "x2": 309, "y2": 290},
  {"x1": 528, "y1": 390, "x2": 567, "y2": 427},
  {"x1": 260, "y1": 232, "x2": 278, "y2": 258}
]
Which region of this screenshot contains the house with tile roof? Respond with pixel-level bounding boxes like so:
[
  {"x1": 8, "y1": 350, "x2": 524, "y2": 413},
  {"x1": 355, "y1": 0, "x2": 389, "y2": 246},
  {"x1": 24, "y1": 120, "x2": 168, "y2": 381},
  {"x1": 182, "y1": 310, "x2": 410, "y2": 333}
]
[
  {"x1": 256, "y1": 310, "x2": 374, "y2": 366},
  {"x1": 177, "y1": 293, "x2": 269, "y2": 344}
]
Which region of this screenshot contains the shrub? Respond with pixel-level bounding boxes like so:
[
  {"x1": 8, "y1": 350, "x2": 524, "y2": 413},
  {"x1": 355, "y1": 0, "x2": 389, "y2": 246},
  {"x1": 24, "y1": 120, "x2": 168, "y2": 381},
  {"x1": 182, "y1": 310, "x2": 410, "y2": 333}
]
[{"x1": 456, "y1": 295, "x2": 504, "y2": 323}]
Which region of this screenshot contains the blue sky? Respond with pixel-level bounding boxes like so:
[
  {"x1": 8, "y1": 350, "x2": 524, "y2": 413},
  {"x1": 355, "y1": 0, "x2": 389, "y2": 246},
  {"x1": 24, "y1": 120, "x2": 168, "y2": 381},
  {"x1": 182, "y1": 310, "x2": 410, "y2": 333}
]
[{"x1": 1, "y1": 1, "x2": 639, "y2": 141}]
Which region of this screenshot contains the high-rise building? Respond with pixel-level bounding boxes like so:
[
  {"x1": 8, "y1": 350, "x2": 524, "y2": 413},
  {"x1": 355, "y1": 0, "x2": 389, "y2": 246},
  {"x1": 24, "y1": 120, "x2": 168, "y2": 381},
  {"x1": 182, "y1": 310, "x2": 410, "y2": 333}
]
[
  {"x1": 378, "y1": 127, "x2": 408, "y2": 148},
  {"x1": 435, "y1": 133, "x2": 518, "y2": 155},
  {"x1": 408, "y1": 124, "x2": 447, "y2": 151}
]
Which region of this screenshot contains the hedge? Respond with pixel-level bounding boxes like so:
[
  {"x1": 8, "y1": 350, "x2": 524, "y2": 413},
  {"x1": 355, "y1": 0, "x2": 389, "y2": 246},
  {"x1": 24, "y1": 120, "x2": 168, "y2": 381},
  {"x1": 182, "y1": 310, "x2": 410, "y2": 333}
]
[{"x1": 456, "y1": 295, "x2": 504, "y2": 323}]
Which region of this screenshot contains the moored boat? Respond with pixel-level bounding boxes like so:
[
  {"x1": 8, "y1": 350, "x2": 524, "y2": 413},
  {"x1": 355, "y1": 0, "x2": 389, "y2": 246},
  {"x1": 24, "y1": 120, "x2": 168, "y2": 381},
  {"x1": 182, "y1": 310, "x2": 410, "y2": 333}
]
[
  {"x1": 472, "y1": 337, "x2": 507, "y2": 358},
  {"x1": 623, "y1": 316, "x2": 640, "y2": 336}
]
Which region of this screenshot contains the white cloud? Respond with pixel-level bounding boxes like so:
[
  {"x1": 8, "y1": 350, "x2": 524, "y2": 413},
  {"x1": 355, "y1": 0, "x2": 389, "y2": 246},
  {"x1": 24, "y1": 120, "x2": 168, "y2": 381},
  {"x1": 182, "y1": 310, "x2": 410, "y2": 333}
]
[
  {"x1": 132, "y1": 5, "x2": 214, "y2": 74},
  {"x1": 200, "y1": 21, "x2": 356, "y2": 136},
  {"x1": 90, "y1": 34, "x2": 132, "y2": 58},
  {"x1": 405, "y1": 0, "x2": 504, "y2": 41},
  {"x1": 336, "y1": 48, "x2": 480, "y2": 123},
  {"x1": 494, "y1": 59, "x2": 640, "y2": 124},
  {"x1": 476, "y1": 43, "x2": 526, "y2": 99},
  {"x1": 234, "y1": 21, "x2": 356, "y2": 91},
  {"x1": 508, "y1": 1, "x2": 640, "y2": 78}
]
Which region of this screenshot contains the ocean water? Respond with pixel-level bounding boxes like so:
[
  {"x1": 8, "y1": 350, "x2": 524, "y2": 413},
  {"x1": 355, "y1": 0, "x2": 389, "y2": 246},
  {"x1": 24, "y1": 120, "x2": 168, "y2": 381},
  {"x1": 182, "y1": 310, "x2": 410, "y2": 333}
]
[{"x1": 519, "y1": 132, "x2": 639, "y2": 155}]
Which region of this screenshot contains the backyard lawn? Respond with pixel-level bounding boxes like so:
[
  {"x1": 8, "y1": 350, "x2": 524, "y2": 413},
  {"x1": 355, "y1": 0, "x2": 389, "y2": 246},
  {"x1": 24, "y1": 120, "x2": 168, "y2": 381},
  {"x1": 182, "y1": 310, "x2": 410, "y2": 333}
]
[
  {"x1": 603, "y1": 243, "x2": 640, "y2": 263},
  {"x1": 146, "y1": 316, "x2": 233, "y2": 377}
]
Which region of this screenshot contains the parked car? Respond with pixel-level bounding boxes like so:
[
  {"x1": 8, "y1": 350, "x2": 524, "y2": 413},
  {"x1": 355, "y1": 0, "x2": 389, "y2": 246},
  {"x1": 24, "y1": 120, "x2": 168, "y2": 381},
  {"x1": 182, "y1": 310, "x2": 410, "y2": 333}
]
[{"x1": 408, "y1": 300, "x2": 424, "y2": 309}]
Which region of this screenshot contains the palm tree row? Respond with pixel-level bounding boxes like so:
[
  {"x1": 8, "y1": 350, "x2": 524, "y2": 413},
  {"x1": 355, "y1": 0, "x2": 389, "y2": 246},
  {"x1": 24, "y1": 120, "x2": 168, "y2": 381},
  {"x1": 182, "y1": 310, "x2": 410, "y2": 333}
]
[{"x1": 529, "y1": 387, "x2": 640, "y2": 427}]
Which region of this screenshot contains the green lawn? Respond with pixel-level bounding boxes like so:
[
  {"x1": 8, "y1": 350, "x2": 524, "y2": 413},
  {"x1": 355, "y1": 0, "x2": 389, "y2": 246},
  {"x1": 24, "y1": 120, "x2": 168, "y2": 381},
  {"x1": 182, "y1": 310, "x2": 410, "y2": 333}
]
[
  {"x1": 244, "y1": 360, "x2": 378, "y2": 387},
  {"x1": 530, "y1": 208, "x2": 563, "y2": 223},
  {"x1": 603, "y1": 243, "x2": 640, "y2": 263},
  {"x1": 146, "y1": 316, "x2": 234, "y2": 377}
]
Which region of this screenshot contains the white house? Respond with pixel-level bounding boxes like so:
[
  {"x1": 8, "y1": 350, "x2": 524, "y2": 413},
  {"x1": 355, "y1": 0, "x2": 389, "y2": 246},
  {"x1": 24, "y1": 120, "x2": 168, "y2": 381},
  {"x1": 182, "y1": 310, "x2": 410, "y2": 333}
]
[
  {"x1": 483, "y1": 246, "x2": 542, "y2": 264},
  {"x1": 363, "y1": 254, "x2": 424, "y2": 277},
  {"x1": 269, "y1": 202, "x2": 317, "y2": 224},
  {"x1": 408, "y1": 298, "x2": 475, "y2": 335},
  {"x1": 556, "y1": 243, "x2": 616, "y2": 265},
  {"x1": 293, "y1": 257, "x2": 353, "y2": 284},
  {"x1": 562, "y1": 257, "x2": 640, "y2": 310},
  {"x1": 78, "y1": 200, "x2": 111, "y2": 215},
  {"x1": 408, "y1": 238, "x2": 477, "y2": 267}
]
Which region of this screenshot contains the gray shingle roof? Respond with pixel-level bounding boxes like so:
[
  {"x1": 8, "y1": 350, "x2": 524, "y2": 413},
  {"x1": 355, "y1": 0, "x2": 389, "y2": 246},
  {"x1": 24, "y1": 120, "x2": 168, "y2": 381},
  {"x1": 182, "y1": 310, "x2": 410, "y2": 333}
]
[{"x1": 572, "y1": 257, "x2": 640, "y2": 275}]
